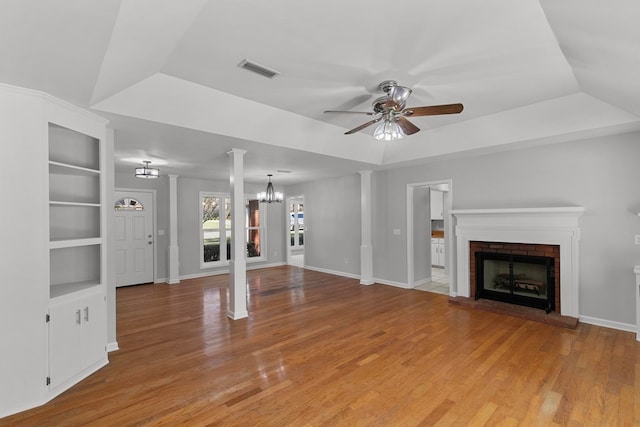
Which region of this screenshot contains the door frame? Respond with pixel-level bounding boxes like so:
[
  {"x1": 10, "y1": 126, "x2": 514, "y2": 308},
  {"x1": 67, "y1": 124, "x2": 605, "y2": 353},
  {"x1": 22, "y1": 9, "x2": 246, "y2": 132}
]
[
  {"x1": 286, "y1": 195, "x2": 304, "y2": 266},
  {"x1": 114, "y1": 188, "x2": 157, "y2": 284},
  {"x1": 406, "y1": 179, "x2": 453, "y2": 291}
]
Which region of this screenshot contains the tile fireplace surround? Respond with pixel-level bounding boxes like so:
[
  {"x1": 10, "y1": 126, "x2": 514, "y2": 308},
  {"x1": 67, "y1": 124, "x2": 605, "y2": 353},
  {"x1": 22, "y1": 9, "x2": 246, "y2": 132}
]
[{"x1": 451, "y1": 207, "x2": 584, "y2": 319}]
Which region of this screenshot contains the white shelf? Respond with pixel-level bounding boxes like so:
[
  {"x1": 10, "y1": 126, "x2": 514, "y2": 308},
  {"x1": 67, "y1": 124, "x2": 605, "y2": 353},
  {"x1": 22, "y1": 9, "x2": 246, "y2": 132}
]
[
  {"x1": 50, "y1": 201, "x2": 100, "y2": 207},
  {"x1": 49, "y1": 237, "x2": 102, "y2": 249},
  {"x1": 50, "y1": 281, "x2": 102, "y2": 300},
  {"x1": 49, "y1": 161, "x2": 100, "y2": 176}
]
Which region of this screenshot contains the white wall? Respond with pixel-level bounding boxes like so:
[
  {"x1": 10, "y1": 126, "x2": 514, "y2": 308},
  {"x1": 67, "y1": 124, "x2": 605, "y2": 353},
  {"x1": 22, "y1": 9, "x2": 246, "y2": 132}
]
[{"x1": 372, "y1": 131, "x2": 640, "y2": 326}]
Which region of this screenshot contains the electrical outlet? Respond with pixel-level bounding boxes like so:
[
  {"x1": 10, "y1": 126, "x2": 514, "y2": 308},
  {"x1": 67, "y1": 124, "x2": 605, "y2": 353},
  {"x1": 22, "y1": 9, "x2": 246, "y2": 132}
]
[{"x1": 635, "y1": 235, "x2": 640, "y2": 245}]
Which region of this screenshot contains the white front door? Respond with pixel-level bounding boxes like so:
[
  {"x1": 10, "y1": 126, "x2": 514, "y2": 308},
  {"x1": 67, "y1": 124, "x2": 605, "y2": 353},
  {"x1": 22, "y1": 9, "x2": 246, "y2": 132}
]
[{"x1": 114, "y1": 191, "x2": 154, "y2": 287}]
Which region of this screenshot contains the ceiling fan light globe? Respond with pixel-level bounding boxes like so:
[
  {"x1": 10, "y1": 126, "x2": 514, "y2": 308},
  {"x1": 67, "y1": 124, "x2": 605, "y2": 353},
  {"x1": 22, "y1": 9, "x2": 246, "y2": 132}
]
[{"x1": 373, "y1": 120, "x2": 404, "y2": 141}]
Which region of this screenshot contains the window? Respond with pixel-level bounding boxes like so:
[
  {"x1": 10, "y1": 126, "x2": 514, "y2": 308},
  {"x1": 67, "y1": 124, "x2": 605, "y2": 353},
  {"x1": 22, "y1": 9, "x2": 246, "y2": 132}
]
[
  {"x1": 114, "y1": 197, "x2": 143, "y2": 211},
  {"x1": 246, "y1": 199, "x2": 261, "y2": 258},
  {"x1": 200, "y1": 192, "x2": 265, "y2": 268},
  {"x1": 201, "y1": 193, "x2": 230, "y2": 266},
  {"x1": 290, "y1": 201, "x2": 304, "y2": 247}
]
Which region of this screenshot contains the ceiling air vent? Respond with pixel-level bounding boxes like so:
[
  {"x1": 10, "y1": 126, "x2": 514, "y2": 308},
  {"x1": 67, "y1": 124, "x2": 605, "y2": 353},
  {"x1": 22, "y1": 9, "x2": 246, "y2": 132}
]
[{"x1": 237, "y1": 59, "x2": 280, "y2": 79}]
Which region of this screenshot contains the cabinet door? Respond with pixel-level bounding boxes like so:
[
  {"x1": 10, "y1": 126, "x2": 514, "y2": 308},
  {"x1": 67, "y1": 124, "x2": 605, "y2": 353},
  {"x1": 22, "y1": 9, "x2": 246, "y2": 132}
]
[
  {"x1": 430, "y1": 190, "x2": 444, "y2": 220},
  {"x1": 49, "y1": 299, "x2": 83, "y2": 387},
  {"x1": 81, "y1": 292, "x2": 106, "y2": 370},
  {"x1": 431, "y1": 241, "x2": 439, "y2": 266}
]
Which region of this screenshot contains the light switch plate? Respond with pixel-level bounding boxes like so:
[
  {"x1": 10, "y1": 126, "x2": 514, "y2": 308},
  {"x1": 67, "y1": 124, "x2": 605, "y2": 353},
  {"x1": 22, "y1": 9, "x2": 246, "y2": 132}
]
[{"x1": 635, "y1": 235, "x2": 640, "y2": 245}]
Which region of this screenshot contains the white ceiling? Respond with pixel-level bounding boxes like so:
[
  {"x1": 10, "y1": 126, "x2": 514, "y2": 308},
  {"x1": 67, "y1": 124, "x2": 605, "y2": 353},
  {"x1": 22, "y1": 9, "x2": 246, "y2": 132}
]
[{"x1": 1, "y1": 0, "x2": 639, "y2": 184}]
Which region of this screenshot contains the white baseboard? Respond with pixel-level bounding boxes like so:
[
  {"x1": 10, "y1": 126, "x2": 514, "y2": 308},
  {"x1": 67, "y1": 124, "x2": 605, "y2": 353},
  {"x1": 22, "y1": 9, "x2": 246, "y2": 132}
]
[
  {"x1": 373, "y1": 278, "x2": 410, "y2": 289},
  {"x1": 303, "y1": 265, "x2": 360, "y2": 280},
  {"x1": 107, "y1": 341, "x2": 119, "y2": 352},
  {"x1": 579, "y1": 315, "x2": 636, "y2": 333},
  {"x1": 155, "y1": 262, "x2": 288, "y2": 283},
  {"x1": 248, "y1": 262, "x2": 286, "y2": 271}
]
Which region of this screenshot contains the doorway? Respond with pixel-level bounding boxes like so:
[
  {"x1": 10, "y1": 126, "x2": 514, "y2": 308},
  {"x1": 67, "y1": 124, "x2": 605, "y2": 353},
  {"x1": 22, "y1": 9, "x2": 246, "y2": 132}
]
[
  {"x1": 113, "y1": 190, "x2": 155, "y2": 287},
  {"x1": 406, "y1": 180, "x2": 452, "y2": 294},
  {"x1": 287, "y1": 196, "x2": 304, "y2": 268}
]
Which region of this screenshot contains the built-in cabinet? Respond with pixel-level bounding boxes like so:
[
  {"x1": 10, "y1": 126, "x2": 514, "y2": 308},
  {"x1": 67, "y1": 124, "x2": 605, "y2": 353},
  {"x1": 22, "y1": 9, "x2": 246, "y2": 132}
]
[
  {"x1": 431, "y1": 238, "x2": 445, "y2": 267},
  {"x1": 0, "y1": 83, "x2": 109, "y2": 418},
  {"x1": 48, "y1": 290, "x2": 106, "y2": 388}
]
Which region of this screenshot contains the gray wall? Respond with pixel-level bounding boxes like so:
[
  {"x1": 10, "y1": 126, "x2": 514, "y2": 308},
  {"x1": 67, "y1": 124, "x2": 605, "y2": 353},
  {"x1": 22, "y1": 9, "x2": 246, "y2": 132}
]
[
  {"x1": 115, "y1": 130, "x2": 640, "y2": 327},
  {"x1": 371, "y1": 131, "x2": 640, "y2": 325},
  {"x1": 413, "y1": 187, "x2": 430, "y2": 283},
  {"x1": 285, "y1": 174, "x2": 362, "y2": 276},
  {"x1": 114, "y1": 173, "x2": 286, "y2": 281}
]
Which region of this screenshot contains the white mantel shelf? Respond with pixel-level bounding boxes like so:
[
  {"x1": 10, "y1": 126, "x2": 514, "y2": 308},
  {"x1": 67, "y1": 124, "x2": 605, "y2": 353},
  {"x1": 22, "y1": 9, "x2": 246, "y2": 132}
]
[
  {"x1": 451, "y1": 207, "x2": 584, "y2": 319},
  {"x1": 451, "y1": 207, "x2": 585, "y2": 215}
]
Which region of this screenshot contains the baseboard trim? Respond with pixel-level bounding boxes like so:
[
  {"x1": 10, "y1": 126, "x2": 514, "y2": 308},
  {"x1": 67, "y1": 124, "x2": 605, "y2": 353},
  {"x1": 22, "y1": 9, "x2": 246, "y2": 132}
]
[
  {"x1": 107, "y1": 341, "x2": 119, "y2": 352},
  {"x1": 373, "y1": 278, "x2": 410, "y2": 289},
  {"x1": 579, "y1": 315, "x2": 636, "y2": 333},
  {"x1": 155, "y1": 263, "x2": 288, "y2": 283},
  {"x1": 303, "y1": 265, "x2": 360, "y2": 280}
]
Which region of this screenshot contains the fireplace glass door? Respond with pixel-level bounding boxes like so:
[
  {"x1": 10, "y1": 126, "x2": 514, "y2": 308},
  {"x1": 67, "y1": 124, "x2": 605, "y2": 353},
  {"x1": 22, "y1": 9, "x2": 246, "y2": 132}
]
[{"x1": 476, "y1": 252, "x2": 555, "y2": 312}]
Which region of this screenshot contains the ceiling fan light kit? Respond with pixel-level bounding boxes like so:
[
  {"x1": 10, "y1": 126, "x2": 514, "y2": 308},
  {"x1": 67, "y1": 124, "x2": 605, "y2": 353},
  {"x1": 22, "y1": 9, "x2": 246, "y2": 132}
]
[
  {"x1": 324, "y1": 80, "x2": 463, "y2": 141},
  {"x1": 374, "y1": 118, "x2": 405, "y2": 141}
]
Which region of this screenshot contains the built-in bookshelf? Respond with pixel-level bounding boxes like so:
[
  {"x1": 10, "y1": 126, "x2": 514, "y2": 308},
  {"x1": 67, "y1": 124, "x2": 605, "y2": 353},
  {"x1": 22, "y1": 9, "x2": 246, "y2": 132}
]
[{"x1": 48, "y1": 123, "x2": 102, "y2": 299}]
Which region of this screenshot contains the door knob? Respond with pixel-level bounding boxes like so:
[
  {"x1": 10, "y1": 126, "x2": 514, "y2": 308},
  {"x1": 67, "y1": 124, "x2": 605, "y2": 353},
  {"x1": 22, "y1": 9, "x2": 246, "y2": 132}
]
[{"x1": 148, "y1": 241, "x2": 153, "y2": 245}]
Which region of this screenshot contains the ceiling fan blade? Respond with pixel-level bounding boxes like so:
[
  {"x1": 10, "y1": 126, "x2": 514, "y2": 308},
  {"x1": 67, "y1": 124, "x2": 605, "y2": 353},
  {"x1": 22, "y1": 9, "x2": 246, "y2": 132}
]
[
  {"x1": 345, "y1": 117, "x2": 382, "y2": 135},
  {"x1": 324, "y1": 110, "x2": 376, "y2": 116},
  {"x1": 397, "y1": 117, "x2": 420, "y2": 135},
  {"x1": 403, "y1": 103, "x2": 464, "y2": 117}
]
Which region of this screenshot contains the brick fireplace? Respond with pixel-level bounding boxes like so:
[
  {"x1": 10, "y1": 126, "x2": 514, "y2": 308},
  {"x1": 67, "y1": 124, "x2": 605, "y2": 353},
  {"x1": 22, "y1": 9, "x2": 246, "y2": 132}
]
[
  {"x1": 450, "y1": 207, "x2": 583, "y2": 319},
  {"x1": 471, "y1": 241, "x2": 560, "y2": 312}
]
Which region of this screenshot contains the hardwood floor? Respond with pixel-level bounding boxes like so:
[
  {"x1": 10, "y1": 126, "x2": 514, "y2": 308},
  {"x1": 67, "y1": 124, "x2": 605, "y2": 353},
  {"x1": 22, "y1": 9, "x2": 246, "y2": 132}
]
[{"x1": 2, "y1": 266, "x2": 639, "y2": 426}]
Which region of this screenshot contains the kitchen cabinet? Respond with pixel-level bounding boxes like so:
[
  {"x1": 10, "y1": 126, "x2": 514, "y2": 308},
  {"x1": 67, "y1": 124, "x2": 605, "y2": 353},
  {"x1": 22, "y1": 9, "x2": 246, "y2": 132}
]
[
  {"x1": 431, "y1": 238, "x2": 445, "y2": 267},
  {"x1": 430, "y1": 190, "x2": 444, "y2": 220}
]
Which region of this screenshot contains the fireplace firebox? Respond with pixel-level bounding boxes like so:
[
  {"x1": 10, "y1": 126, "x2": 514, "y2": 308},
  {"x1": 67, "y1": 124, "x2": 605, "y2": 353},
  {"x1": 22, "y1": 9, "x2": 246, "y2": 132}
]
[{"x1": 475, "y1": 252, "x2": 555, "y2": 313}]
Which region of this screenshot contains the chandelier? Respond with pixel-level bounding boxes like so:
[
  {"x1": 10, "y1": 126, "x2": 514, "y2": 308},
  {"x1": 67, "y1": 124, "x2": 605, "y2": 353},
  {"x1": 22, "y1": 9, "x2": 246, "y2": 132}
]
[{"x1": 257, "y1": 174, "x2": 283, "y2": 203}]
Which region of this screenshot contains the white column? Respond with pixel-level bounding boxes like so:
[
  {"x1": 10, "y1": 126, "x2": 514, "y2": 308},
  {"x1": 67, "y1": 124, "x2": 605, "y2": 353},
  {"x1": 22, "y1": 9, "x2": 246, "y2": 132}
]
[
  {"x1": 359, "y1": 170, "x2": 374, "y2": 285},
  {"x1": 167, "y1": 174, "x2": 180, "y2": 284},
  {"x1": 227, "y1": 149, "x2": 248, "y2": 320}
]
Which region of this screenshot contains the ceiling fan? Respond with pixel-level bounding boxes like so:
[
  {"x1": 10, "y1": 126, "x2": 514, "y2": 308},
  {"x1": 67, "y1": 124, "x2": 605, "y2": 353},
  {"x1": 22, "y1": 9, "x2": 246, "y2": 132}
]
[{"x1": 324, "y1": 80, "x2": 463, "y2": 141}]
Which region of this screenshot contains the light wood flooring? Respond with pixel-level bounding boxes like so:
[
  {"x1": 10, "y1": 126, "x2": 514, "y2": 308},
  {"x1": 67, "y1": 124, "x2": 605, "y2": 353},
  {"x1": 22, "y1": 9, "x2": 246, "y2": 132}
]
[{"x1": 2, "y1": 266, "x2": 639, "y2": 426}]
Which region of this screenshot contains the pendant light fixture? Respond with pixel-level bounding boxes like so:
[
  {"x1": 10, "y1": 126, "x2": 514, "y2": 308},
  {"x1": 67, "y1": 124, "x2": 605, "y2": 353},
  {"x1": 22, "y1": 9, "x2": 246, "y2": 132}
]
[
  {"x1": 135, "y1": 161, "x2": 159, "y2": 179},
  {"x1": 257, "y1": 174, "x2": 283, "y2": 203}
]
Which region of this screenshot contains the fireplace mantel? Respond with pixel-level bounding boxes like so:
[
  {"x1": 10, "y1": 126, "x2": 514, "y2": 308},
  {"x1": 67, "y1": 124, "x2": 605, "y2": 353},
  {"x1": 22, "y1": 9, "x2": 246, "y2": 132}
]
[{"x1": 451, "y1": 207, "x2": 584, "y2": 318}]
